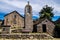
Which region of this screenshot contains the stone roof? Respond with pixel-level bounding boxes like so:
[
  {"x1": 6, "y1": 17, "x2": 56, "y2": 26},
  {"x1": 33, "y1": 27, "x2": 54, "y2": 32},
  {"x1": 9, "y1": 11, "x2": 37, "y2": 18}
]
[
  {"x1": 33, "y1": 18, "x2": 54, "y2": 25},
  {"x1": 4, "y1": 11, "x2": 24, "y2": 18}
]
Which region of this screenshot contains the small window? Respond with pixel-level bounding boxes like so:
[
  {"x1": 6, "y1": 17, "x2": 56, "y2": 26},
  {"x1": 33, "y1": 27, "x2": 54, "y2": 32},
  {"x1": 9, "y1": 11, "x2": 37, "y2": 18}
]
[
  {"x1": 14, "y1": 15, "x2": 16, "y2": 18},
  {"x1": 46, "y1": 20, "x2": 47, "y2": 22}
]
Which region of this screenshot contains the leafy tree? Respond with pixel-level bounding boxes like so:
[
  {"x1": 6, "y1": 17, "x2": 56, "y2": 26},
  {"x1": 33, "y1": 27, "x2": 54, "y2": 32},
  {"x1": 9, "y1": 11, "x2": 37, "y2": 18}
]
[
  {"x1": 54, "y1": 18, "x2": 60, "y2": 37},
  {"x1": 39, "y1": 5, "x2": 54, "y2": 20}
]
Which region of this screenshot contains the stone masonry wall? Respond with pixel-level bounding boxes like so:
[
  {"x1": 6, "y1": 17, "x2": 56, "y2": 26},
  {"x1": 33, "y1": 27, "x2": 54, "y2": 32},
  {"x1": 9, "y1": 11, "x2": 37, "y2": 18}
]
[
  {"x1": 37, "y1": 19, "x2": 55, "y2": 36},
  {"x1": 4, "y1": 11, "x2": 24, "y2": 30}
]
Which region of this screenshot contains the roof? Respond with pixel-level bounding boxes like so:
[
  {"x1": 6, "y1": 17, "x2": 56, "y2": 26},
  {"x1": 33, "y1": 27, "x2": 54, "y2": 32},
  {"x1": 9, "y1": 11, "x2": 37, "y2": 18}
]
[
  {"x1": 4, "y1": 11, "x2": 24, "y2": 18},
  {"x1": 1, "y1": 25, "x2": 11, "y2": 27},
  {"x1": 33, "y1": 18, "x2": 54, "y2": 25}
]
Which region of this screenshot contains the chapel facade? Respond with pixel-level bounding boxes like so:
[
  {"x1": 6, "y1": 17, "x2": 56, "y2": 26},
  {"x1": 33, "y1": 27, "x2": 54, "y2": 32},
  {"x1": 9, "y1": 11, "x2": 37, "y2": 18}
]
[{"x1": 0, "y1": 2, "x2": 55, "y2": 37}]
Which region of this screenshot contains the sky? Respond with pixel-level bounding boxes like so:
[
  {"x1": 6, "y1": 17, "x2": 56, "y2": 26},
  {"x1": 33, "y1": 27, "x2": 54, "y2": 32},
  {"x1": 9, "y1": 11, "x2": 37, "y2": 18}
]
[{"x1": 0, "y1": 0, "x2": 60, "y2": 21}]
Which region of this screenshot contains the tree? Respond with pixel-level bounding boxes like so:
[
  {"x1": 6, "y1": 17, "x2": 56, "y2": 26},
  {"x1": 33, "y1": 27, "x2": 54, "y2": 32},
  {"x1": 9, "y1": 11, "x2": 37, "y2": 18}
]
[
  {"x1": 39, "y1": 5, "x2": 54, "y2": 20},
  {"x1": 54, "y1": 18, "x2": 60, "y2": 38}
]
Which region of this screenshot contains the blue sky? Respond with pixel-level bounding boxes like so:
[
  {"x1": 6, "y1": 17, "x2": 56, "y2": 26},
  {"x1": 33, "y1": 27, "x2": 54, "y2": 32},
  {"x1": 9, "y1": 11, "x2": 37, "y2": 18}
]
[{"x1": 0, "y1": 0, "x2": 60, "y2": 21}]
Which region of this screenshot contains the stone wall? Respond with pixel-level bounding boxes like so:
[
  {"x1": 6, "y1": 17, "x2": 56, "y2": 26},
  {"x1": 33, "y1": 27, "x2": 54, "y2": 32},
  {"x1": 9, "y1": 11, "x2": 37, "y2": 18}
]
[
  {"x1": 0, "y1": 38, "x2": 60, "y2": 40},
  {"x1": 24, "y1": 4, "x2": 33, "y2": 32},
  {"x1": 4, "y1": 11, "x2": 24, "y2": 30},
  {"x1": 0, "y1": 33, "x2": 53, "y2": 39},
  {"x1": 37, "y1": 19, "x2": 55, "y2": 36},
  {"x1": 2, "y1": 27, "x2": 11, "y2": 34}
]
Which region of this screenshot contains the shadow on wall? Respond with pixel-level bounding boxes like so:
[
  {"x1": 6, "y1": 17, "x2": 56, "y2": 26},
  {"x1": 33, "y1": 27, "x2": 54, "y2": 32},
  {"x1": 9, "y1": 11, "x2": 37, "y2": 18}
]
[
  {"x1": 32, "y1": 25, "x2": 37, "y2": 33},
  {"x1": 53, "y1": 26, "x2": 60, "y2": 38}
]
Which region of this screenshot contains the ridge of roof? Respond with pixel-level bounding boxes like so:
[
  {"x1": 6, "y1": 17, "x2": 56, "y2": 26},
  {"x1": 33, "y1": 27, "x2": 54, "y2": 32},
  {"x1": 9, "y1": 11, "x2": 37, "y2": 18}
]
[
  {"x1": 33, "y1": 18, "x2": 54, "y2": 25},
  {"x1": 4, "y1": 10, "x2": 24, "y2": 18}
]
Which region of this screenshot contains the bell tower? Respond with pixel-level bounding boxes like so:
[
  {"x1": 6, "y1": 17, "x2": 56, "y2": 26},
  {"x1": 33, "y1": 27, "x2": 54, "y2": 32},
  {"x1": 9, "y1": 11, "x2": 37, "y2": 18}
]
[{"x1": 24, "y1": 1, "x2": 33, "y2": 32}]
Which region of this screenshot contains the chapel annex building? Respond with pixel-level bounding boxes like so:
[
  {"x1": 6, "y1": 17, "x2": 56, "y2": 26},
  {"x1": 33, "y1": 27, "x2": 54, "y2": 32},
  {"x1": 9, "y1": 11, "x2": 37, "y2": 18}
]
[{"x1": 1, "y1": 2, "x2": 55, "y2": 37}]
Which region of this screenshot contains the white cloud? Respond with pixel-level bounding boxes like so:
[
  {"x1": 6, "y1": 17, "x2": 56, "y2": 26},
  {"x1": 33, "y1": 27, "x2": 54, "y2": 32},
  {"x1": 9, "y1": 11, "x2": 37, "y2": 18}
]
[
  {"x1": 31, "y1": 0, "x2": 60, "y2": 16},
  {"x1": 0, "y1": 0, "x2": 26, "y2": 9},
  {"x1": 0, "y1": 0, "x2": 60, "y2": 16}
]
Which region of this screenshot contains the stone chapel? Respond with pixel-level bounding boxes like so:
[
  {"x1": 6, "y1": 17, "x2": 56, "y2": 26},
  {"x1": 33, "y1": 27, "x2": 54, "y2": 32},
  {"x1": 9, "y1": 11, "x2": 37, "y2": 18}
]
[{"x1": 1, "y1": 1, "x2": 55, "y2": 37}]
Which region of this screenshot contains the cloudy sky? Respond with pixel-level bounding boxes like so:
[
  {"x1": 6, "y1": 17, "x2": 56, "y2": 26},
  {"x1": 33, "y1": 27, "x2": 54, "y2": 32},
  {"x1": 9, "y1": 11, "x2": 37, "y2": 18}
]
[{"x1": 0, "y1": 0, "x2": 60, "y2": 21}]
